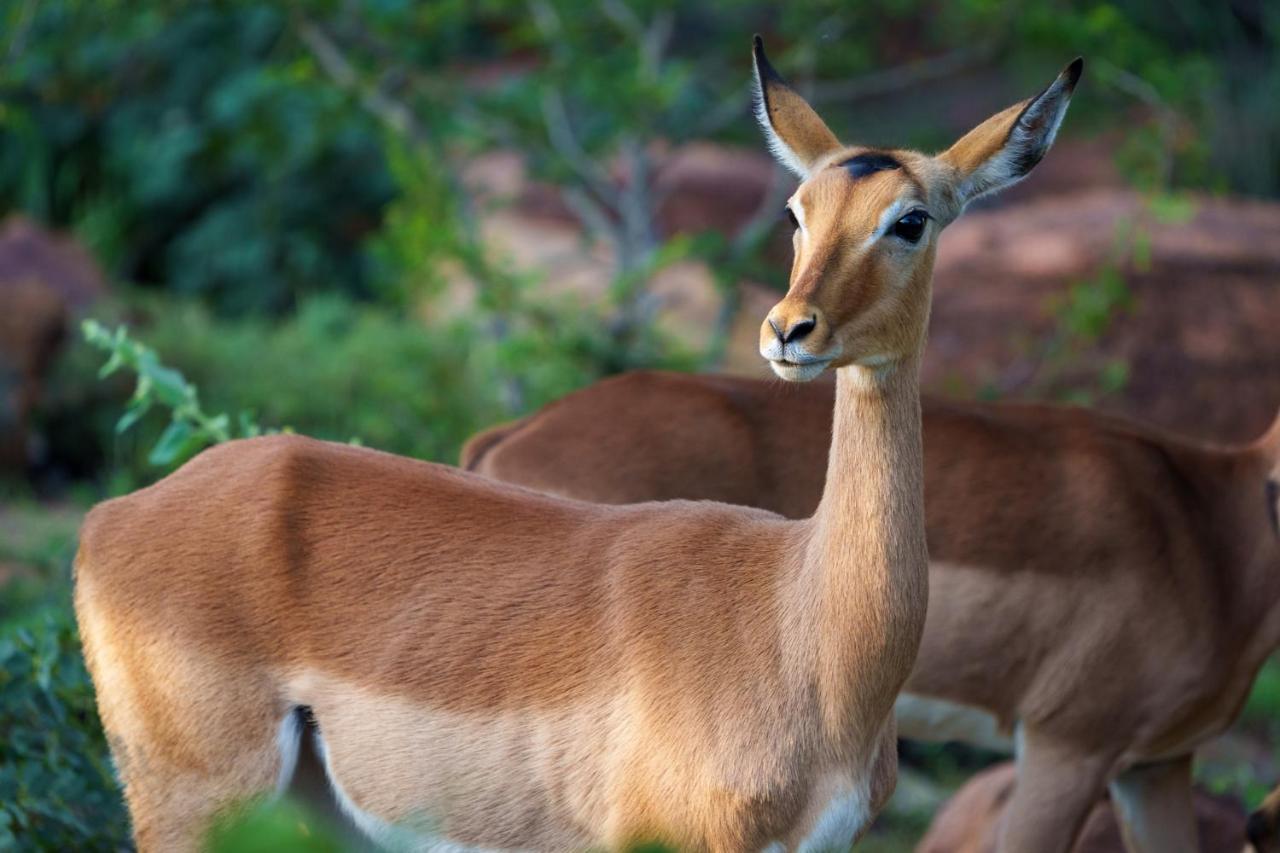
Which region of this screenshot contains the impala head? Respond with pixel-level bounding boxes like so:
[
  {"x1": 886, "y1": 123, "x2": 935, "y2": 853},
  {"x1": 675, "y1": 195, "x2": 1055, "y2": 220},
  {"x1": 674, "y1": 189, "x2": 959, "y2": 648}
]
[{"x1": 753, "y1": 37, "x2": 1082, "y2": 380}]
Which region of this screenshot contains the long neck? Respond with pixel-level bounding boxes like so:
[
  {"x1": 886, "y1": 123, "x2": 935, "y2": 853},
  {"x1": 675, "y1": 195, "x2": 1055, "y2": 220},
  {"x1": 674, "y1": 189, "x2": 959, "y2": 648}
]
[{"x1": 799, "y1": 356, "x2": 930, "y2": 739}]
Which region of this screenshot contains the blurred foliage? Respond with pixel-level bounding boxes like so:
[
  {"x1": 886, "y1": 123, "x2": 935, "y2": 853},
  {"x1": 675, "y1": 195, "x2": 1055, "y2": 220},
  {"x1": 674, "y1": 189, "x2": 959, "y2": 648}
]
[
  {"x1": 83, "y1": 319, "x2": 264, "y2": 470},
  {"x1": 0, "y1": 1, "x2": 394, "y2": 314},
  {"x1": 0, "y1": 611, "x2": 128, "y2": 851},
  {"x1": 205, "y1": 798, "x2": 344, "y2": 853},
  {"x1": 45, "y1": 292, "x2": 694, "y2": 487},
  {"x1": 3, "y1": 0, "x2": 1277, "y2": 322}
]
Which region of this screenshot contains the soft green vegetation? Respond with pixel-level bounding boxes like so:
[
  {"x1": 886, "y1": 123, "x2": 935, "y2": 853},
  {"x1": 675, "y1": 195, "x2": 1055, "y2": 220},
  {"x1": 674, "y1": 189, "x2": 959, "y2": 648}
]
[
  {"x1": 205, "y1": 799, "x2": 345, "y2": 853},
  {"x1": 0, "y1": 610, "x2": 127, "y2": 851}
]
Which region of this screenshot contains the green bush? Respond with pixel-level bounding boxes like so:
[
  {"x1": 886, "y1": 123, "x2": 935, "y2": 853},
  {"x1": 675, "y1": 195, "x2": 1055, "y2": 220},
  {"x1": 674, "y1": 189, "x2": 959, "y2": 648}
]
[
  {"x1": 0, "y1": 611, "x2": 128, "y2": 851},
  {"x1": 205, "y1": 798, "x2": 344, "y2": 853},
  {"x1": 0, "y1": 2, "x2": 394, "y2": 315},
  {"x1": 42, "y1": 291, "x2": 694, "y2": 488}
]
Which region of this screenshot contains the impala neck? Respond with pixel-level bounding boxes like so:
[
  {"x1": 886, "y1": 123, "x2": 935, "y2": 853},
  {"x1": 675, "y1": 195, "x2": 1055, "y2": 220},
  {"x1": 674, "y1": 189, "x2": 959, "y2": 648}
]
[{"x1": 801, "y1": 356, "x2": 929, "y2": 737}]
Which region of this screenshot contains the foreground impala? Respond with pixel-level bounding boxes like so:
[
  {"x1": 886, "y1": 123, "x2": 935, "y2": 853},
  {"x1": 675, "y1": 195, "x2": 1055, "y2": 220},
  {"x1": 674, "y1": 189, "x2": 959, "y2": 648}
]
[
  {"x1": 75, "y1": 39, "x2": 1079, "y2": 852},
  {"x1": 464, "y1": 369, "x2": 1280, "y2": 852}
]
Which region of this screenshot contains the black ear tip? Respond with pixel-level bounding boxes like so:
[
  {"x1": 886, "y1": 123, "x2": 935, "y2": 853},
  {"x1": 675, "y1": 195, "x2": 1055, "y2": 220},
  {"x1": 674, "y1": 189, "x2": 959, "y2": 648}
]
[
  {"x1": 1064, "y1": 56, "x2": 1084, "y2": 87},
  {"x1": 753, "y1": 35, "x2": 784, "y2": 84}
]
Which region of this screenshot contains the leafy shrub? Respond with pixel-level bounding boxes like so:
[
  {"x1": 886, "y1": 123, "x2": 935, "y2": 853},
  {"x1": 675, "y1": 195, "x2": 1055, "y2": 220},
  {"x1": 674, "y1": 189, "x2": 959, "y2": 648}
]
[
  {"x1": 0, "y1": 2, "x2": 394, "y2": 315},
  {"x1": 205, "y1": 798, "x2": 343, "y2": 853},
  {"x1": 83, "y1": 320, "x2": 263, "y2": 470},
  {"x1": 0, "y1": 611, "x2": 128, "y2": 851},
  {"x1": 43, "y1": 290, "x2": 694, "y2": 487}
]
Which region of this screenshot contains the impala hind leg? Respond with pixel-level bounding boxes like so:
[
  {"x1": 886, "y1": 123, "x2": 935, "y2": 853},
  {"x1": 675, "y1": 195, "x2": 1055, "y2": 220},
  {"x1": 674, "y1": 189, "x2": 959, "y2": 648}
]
[
  {"x1": 77, "y1": 592, "x2": 293, "y2": 851},
  {"x1": 108, "y1": 695, "x2": 298, "y2": 852},
  {"x1": 1108, "y1": 755, "x2": 1198, "y2": 853},
  {"x1": 995, "y1": 728, "x2": 1116, "y2": 853}
]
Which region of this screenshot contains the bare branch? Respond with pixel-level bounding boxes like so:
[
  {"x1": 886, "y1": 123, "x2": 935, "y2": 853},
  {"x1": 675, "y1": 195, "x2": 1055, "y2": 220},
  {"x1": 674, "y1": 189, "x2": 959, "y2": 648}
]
[
  {"x1": 4, "y1": 0, "x2": 37, "y2": 63},
  {"x1": 296, "y1": 18, "x2": 429, "y2": 145},
  {"x1": 616, "y1": 136, "x2": 658, "y2": 272},
  {"x1": 598, "y1": 0, "x2": 645, "y2": 39},
  {"x1": 809, "y1": 43, "x2": 996, "y2": 104},
  {"x1": 640, "y1": 10, "x2": 674, "y2": 80},
  {"x1": 731, "y1": 163, "x2": 794, "y2": 257},
  {"x1": 562, "y1": 186, "x2": 622, "y2": 249},
  {"x1": 1094, "y1": 59, "x2": 1178, "y2": 190},
  {"x1": 539, "y1": 87, "x2": 622, "y2": 207}
]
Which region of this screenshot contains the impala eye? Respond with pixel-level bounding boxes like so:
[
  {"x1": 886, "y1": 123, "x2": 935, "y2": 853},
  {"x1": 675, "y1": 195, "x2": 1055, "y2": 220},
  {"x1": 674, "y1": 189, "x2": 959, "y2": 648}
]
[
  {"x1": 892, "y1": 210, "x2": 928, "y2": 243},
  {"x1": 784, "y1": 206, "x2": 799, "y2": 230}
]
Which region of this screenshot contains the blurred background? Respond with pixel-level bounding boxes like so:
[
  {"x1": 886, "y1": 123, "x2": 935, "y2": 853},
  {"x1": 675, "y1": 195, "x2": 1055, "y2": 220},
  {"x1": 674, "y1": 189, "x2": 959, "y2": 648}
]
[{"x1": 1, "y1": 0, "x2": 1278, "y2": 849}]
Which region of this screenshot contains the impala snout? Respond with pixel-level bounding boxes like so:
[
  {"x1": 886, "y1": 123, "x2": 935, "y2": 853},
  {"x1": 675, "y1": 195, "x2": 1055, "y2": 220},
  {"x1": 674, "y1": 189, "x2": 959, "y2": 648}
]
[{"x1": 761, "y1": 303, "x2": 836, "y2": 382}]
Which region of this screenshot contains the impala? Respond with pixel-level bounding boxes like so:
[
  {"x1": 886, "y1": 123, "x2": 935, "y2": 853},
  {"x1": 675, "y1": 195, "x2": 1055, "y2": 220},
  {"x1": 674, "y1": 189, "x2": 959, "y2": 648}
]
[
  {"x1": 75, "y1": 39, "x2": 1079, "y2": 852},
  {"x1": 465, "y1": 366, "x2": 1280, "y2": 852},
  {"x1": 915, "y1": 761, "x2": 1250, "y2": 853}
]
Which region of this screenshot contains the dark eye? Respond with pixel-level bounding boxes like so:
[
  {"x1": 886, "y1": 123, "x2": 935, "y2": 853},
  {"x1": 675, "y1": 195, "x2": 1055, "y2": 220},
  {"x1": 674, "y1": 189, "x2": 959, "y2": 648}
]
[
  {"x1": 892, "y1": 210, "x2": 927, "y2": 243},
  {"x1": 785, "y1": 206, "x2": 799, "y2": 229}
]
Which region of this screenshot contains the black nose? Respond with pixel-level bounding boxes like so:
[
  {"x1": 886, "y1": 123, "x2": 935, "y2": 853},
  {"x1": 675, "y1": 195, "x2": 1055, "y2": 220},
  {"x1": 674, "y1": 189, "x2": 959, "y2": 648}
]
[{"x1": 775, "y1": 316, "x2": 816, "y2": 344}]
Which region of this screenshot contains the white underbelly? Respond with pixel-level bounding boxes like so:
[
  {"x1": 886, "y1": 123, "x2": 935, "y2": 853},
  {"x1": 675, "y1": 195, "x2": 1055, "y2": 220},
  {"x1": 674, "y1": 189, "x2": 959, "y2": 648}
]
[{"x1": 288, "y1": 672, "x2": 612, "y2": 851}]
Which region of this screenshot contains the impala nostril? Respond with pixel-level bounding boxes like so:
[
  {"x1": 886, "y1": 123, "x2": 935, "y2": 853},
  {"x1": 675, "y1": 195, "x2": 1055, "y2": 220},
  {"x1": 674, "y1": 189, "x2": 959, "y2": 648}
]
[
  {"x1": 769, "y1": 317, "x2": 785, "y2": 344},
  {"x1": 784, "y1": 317, "x2": 816, "y2": 344}
]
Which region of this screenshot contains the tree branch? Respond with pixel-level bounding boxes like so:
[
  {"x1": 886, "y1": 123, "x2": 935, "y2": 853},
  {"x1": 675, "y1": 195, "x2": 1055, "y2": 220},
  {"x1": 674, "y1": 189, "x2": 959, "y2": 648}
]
[{"x1": 295, "y1": 18, "x2": 429, "y2": 145}]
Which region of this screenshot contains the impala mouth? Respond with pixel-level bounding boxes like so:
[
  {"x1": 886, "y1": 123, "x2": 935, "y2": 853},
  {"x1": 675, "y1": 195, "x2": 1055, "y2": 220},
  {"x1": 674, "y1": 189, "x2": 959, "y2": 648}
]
[{"x1": 768, "y1": 355, "x2": 832, "y2": 382}]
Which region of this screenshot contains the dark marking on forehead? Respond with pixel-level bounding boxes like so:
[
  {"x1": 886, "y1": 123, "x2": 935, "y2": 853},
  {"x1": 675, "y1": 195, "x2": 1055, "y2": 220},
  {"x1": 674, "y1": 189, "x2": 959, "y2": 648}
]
[{"x1": 838, "y1": 152, "x2": 901, "y2": 180}]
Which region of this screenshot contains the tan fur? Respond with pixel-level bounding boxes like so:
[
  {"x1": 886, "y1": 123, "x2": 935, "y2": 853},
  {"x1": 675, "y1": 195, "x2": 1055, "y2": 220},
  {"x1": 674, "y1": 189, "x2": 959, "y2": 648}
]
[
  {"x1": 916, "y1": 762, "x2": 1247, "y2": 853},
  {"x1": 465, "y1": 366, "x2": 1280, "y2": 852},
  {"x1": 70, "y1": 41, "x2": 1085, "y2": 853}
]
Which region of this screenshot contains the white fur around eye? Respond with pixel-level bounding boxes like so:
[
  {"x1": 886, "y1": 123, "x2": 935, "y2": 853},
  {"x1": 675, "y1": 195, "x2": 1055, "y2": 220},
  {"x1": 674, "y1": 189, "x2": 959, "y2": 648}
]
[
  {"x1": 861, "y1": 199, "x2": 926, "y2": 252},
  {"x1": 790, "y1": 198, "x2": 808, "y2": 233}
]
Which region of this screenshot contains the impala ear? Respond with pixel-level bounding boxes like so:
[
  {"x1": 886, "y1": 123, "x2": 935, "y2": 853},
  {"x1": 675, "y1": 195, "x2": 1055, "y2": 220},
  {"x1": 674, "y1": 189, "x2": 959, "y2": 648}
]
[
  {"x1": 752, "y1": 36, "x2": 843, "y2": 178},
  {"x1": 941, "y1": 58, "x2": 1083, "y2": 207}
]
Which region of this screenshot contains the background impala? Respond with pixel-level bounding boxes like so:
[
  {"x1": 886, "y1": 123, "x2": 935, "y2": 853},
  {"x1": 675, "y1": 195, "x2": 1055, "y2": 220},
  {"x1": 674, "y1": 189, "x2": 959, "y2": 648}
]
[{"x1": 463, "y1": 370, "x2": 1280, "y2": 852}]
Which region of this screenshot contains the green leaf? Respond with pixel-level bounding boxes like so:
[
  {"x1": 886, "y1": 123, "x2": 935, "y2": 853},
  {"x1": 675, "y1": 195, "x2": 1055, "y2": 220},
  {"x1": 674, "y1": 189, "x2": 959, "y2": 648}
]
[
  {"x1": 238, "y1": 411, "x2": 262, "y2": 438},
  {"x1": 115, "y1": 399, "x2": 153, "y2": 435},
  {"x1": 95, "y1": 351, "x2": 125, "y2": 379},
  {"x1": 205, "y1": 414, "x2": 231, "y2": 442},
  {"x1": 144, "y1": 364, "x2": 191, "y2": 408},
  {"x1": 80, "y1": 319, "x2": 108, "y2": 346},
  {"x1": 148, "y1": 421, "x2": 196, "y2": 467}
]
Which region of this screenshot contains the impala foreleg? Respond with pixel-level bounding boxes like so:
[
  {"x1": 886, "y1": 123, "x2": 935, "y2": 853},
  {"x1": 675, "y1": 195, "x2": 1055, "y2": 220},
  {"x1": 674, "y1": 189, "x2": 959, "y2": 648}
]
[
  {"x1": 1109, "y1": 755, "x2": 1199, "y2": 853},
  {"x1": 995, "y1": 728, "x2": 1117, "y2": 853}
]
